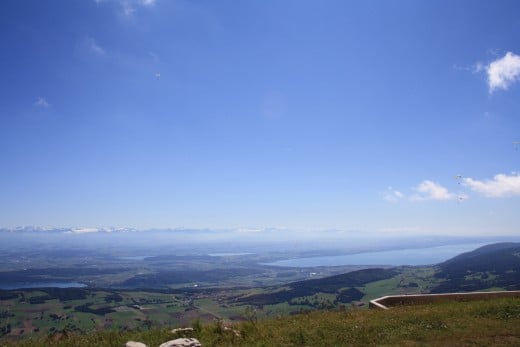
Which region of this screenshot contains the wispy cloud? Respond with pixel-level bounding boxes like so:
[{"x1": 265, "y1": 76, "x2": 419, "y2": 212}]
[
  {"x1": 463, "y1": 173, "x2": 520, "y2": 197},
  {"x1": 149, "y1": 52, "x2": 160, "y2": 63},
  {"x1": 122, "y1": 3, "x2": 137, "y2": 17},
  {"x1": 383, "y1": 187, "x2": 404, "y2": 203},
  {"x1": 83, "y1": 36, "x2": 105, "y2": 56},
  {"x1": 34, "y1": 97, "x2": 50, "y2": 109},
  {"x1": 486, "y1": 52, "x2": 520, "y2": 93},
  {"x1": 118, "y1": 0, "x2": 156, "y2": 17},
  {"x1": 139, "y1": 0, "x2": 156, "y2": 6}
]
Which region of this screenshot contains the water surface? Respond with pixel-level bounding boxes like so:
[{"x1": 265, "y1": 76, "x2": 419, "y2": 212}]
[
  {"x1": 208, "y1": 252, "x2": 254, "y2": 256},
  {"x1": 266, "y1": 243, "x2": 488, "y2": 267},
  {"x1": 0, "y1": 282, "x2": 87, "y2": 290}
]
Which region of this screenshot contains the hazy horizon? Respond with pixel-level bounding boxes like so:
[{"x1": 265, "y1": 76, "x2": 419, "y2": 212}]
[{"x1": 1, "y1": 226, "x2": 518, "y2": 253}]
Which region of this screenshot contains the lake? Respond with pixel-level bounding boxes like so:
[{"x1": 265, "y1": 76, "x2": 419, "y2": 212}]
[
  {"x1": 118, "y1": 256, "x2": 152, "y2": 260},
  {"x1": 266, "y1": 242, "x2": 489, "y2": 267},
  {"x1": 0, "y1": 282, "x2": 87, "y2": 290},
  {"x1": 208, "y1": 252, "x2": 254, "y2": 256}
]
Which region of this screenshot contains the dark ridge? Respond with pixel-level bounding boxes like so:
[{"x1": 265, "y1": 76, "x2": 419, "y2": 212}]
[
  {"x1": 440, "y1": 242, "x2": 520, "y2": 266},
  {"x1": 431, "y1": 243, "x2": 520, "y2": 293}
]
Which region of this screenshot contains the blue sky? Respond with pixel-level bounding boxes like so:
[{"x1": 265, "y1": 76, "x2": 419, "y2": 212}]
[{"x1": 1, "y1": 0, "x2": 519, "y2": 236}]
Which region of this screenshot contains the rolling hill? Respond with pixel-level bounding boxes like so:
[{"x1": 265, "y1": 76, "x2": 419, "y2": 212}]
[{"x1": 430, "y1": 242, "x2": 520, "y2": 293}]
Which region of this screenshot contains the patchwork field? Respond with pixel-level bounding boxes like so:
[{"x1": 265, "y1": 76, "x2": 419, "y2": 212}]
[{"x1": 0, "y1": 267, "x2": 443, "y2": 341}]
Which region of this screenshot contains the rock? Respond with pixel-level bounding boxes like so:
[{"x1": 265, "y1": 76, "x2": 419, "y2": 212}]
[
  {"x1": 159, "y1": 338, "x2": 202, "y2": 347},
  {"x1": 171, "y1": 327, "x2": 194, "y2": 334},
  {"x1": 125, "y1": 342, "x2": 147, "y2": 347},
  {"x1": 224, "y1": 326, "x2": 241, "y2": 337}
]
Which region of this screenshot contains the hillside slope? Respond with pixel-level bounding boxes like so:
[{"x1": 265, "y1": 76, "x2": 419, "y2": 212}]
[
  {"x1": 431, "y1": 242, "x2": 520, "y2": 293},
  {"x1": 3, "y1": 297, "x2": 520, "y2": 346}
]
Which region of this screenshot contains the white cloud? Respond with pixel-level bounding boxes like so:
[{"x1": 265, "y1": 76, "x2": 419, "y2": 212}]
[
  {"x1": 474, "y1": 62, "x2": 486, "y2": 73},
  {"x1": 383, "y1": 187, "x2": 404, "y2": 203},
  {"x1": 453, "y1": 62, "x2": 484, "y2": 73},
  {"x1": 84, "y1": 36, "x2": 105, "y2": 56},
  {"x1": 94, "y1": 0, "x2": 157, "y2": 17},
  {"x1": 385, "y1": 180, "x2": 467, "y2": 202},
  {"x1": 35, "y1": 97, "x2": 50, "y2": 108},
  {"x1": 121, "y1": 2, "x2": 136, "y2": 16},
  {"x1": 412, "y1": 180, "x2": 456, "y2": 201},
  {"x1": 487, "y1": 52, "x2": 520, "y2": 93},
  {"x1": 119, "y1": 0, "x2": 155, "y2": 17},
  {"x1": 463, "y1": 173, "x2": 520, "y2": 197},
  {"x1": 139, "y1": 0, "x2": 155, "y2": 6}
]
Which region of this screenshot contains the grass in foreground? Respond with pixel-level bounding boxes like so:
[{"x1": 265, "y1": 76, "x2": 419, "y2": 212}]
[{"x1": 2, "y1": 297, "x2": 520, "y2": 346}]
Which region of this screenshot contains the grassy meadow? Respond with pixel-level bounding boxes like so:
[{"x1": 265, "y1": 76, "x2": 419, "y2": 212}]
[{"x1": 1, "y1": 297, "x2": 519, "y2": 346}]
